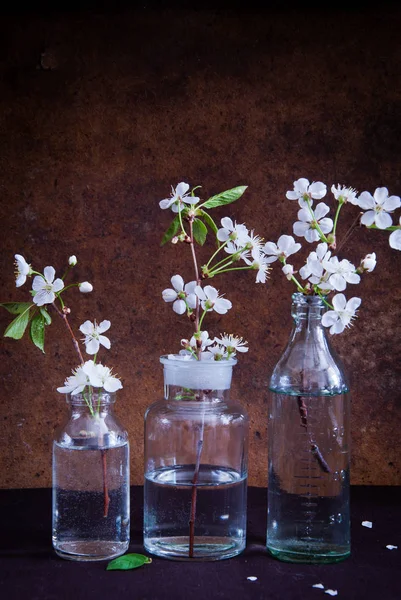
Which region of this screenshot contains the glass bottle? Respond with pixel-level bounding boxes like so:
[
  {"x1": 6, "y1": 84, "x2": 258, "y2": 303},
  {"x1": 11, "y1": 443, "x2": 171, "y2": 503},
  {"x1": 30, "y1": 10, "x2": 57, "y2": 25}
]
[
  {"x1": 267, "y1": 293, "x2": 350, "y2": 564},
  {"x1": 144, "y1": 356, "x2": 248, "y2": 561},
  {"x1": 52, "y1": 391, "x2": 130, "y2": 561}
]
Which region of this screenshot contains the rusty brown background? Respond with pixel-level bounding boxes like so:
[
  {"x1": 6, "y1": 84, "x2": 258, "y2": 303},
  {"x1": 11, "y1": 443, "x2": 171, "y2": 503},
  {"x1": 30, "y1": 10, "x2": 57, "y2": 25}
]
[{"x1": 1, "y1": 2, "x2": 401, "y2": 489}]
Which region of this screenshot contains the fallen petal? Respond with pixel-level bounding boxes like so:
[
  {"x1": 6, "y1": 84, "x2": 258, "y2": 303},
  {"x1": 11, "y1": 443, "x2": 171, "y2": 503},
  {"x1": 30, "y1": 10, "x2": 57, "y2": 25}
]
[
  {"x1": 247, "y1": 576, "x2": 257, "y2": 582},
  {"x1": 325, "y1": 591, "x2": 338, "y2": 597},
  {"x1": 386, "y1": 545, "x2": 398, "y2": 550},
  {"x1": 362, "y1": 521, "x2": 373, "y2": 528},
  {"x1": 312, "y1": 584, "x2": 324, "y2": 589}
]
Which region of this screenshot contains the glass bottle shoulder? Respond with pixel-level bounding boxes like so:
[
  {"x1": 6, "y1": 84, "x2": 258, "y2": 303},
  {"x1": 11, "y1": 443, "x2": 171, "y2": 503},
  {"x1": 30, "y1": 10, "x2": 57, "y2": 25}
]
[{"x1": 145, "y1": 398, "x2": 248, "y2": 424}]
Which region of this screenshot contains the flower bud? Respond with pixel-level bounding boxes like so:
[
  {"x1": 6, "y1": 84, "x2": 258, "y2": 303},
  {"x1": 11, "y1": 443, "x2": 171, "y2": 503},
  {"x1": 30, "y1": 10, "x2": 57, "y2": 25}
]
[
  {"x1": 79, "y1": 281, "x2": 93, "y2": 293},
  {"x1": 282, "y1": 264, "x2": 294, "y2": 280},
  {"x1": 359, "y1": 252, "x2": 376, "y2": 273},
  {"x1": 68, "y1": 255, "x2": 77, "y2": 266}
]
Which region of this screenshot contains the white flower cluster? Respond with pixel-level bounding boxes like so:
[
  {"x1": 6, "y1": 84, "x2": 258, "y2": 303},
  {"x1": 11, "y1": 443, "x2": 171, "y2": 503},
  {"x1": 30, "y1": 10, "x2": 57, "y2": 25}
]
[
  {"x1": 286, "y1": 178, "x2": 401, "y2": 248},
  {"x1": 177, "y1": 331, "x2": 248, "y2": 360},
  {"x1": 264, "y1": 178, "x2": 401, "y2": 334},
  {"x1": 57, "y1": 360, "x2": 122, "y2": 395},
  {"x1": 160, "y1": 182, "x2": 269, "y2": 359},
  {"x1": 57, "y1": 319, "x2": 122, "y2": 395},
  {"x1": 10, "y1": 253, "x2": 121, "y2": 395},
  {"x1": 14, "y1": 254, "x2": 93, "y2": 302}
]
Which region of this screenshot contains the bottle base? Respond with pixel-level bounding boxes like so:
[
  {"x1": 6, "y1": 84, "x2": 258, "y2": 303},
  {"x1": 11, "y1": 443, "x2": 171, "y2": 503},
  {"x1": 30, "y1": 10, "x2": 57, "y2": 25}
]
[
  {"x1": 144, "y1": 536, "x2": 245, "y2": 561},
  {"x1": 267, "y1": 541, "x2": 350, "y2": 564},
  {"x1": 53, "y1": 540, "x2": 129, "y2": 562}
]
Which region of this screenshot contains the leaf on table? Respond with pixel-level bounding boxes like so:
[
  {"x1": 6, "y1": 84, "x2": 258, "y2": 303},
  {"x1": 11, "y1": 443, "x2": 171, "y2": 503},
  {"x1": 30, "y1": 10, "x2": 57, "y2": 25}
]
[{"x1": 106, "y1": 553, "x2": 152, "y2": 571}]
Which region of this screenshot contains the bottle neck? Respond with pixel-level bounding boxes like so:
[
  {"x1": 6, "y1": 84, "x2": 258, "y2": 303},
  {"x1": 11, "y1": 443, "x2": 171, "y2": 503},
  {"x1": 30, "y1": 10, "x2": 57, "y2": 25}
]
[
  {"x1": 66, "y1": 391, "x2": 116, "y2": 417},
  {"x1": 269, "y1": 293, "x2": 348, "y2": 395},
  {"x1": 290, "y1": 293, "x2": 327, "y2": 340}
]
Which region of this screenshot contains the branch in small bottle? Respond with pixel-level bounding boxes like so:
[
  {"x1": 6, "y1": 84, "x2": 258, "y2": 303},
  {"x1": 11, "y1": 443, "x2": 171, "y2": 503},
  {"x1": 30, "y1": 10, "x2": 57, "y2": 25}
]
[
  {"x1": 189, "y1": 438, "x2": 203, "y2": 558},
  {"x1": 101, "y1": 449, "x2": 110, "y2": 517}
]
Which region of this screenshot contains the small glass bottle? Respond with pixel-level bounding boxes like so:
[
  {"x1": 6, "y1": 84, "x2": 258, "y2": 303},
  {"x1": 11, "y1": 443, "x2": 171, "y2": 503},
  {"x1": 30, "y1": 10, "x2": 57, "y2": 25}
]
[
  {"x1": 52, "y1": 391, "x2": 130, "y2": 561},
  {"x1": 144, "y1": 356, "x2": 249, "y2": 561},
  {"x1": 267, "y1": 293, "x2": 350, "y2": 563}
]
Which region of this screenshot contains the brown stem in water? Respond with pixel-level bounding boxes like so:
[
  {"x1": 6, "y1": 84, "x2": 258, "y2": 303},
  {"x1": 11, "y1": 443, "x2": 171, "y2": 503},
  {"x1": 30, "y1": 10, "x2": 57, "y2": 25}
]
[
  {"x1": 189, "y1": 437, "x2": 203, "y2": 557},
  {"x1": 297, "y1": 395, "x2": 331, "y2": 474},
  {"x1": 101, "y1": 449, "x2": 110, "y2": 517}
]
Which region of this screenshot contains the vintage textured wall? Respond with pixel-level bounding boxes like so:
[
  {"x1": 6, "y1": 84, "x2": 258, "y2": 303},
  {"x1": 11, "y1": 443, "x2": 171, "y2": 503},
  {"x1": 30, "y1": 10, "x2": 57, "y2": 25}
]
[{"x1": 0, "y1": 3, "x2": 400, "y2": 489}]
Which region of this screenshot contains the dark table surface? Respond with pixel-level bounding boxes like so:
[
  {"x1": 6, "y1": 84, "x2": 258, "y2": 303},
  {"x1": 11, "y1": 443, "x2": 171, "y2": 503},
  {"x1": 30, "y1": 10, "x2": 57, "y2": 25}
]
[{"x1": 0, "y1": 486, "x2": 400, "y2": 600}]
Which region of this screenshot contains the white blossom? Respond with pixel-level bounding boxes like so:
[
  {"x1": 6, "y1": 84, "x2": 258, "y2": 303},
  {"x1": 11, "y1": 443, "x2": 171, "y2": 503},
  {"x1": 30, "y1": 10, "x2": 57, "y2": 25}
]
[
  {"x1": 263, "y1": 235, "x2": 302, "y2": 263},
  {"x1": 359, "y1": 253, "x2": 377, "y2": 273},
  {"x1": 159, "y1": 182, "x2": 200, "y2": 213},
  {"x1": 322, "y1": 294, "x2": 361, "y2": 335},
  {"x1": 84, "y1": 361, "x2": 123, "y2": 392},
  {"x1": 57, "y1": 364, "x2": 90, "y2": 395},
  {"x1": 195, "y1": 285, "x2": 232, "y2": 314},
  {"x1": 244, "y1": 247, "x2": 270, "y2": 283},
  {"x1": 188, "y1": 330, "x2": 214, "y2": 351},
  {"x1": 331, "y1": 184, "x2": 358, "y2": 205},
  {"x1": 357, "y1": 187, "x2": 401, "y2": 229},
  {"x1": 217, "y1": 333, "x2": 248, "y2": 354},
  {"x1": 79, "y1": 319, "x2": 111, "y2": 355},
  {"x1": 282, "y1": 264, "x2": 295, "y2": 280},
  {"x1": 322, "y1": 256, "x2": 360, "y2": 291},
  {"x1": 32, "y1": 266, "x2": 64, "y2": 306},
  {"x1": 68, "y1": 255, "x2": 77, "y2": 266},
  {"x1": 286, "y1": 178, "x2": 327, "y2": 207},
  {"x1": 389, "y1": 217, "x2": 401, "y2": 250},
  {"x1": 245, "y1": 231, "x2": 264, "y2": 252},
  {"x1": 79, "y1": 281, "x2": 93, "y2": 293},
  {"x1": 205, "y1": 343, "x2": 228, "y2": 360},
  {"x1": 162, "y1": 275, "x2": 197, "y2": 315},
  {"x1": 299, "y1": 243, "x2": 330, "y2": 281},
  {"x1": 293, "y1": 202, "x2": 333, "y2": 243},
  {"x1": 14, "y1": 254, "x2": 31, "y2": 287},
  {"x1": 217, "y1": 217, "x2": 249, "y2": 248}
]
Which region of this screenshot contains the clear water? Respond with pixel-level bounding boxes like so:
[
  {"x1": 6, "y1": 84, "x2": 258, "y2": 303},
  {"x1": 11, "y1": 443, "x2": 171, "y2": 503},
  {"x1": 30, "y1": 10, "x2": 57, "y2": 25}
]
[
  {"x1": 267, "y1": 392, "x2": 350, "y2": 564},
  {"x1": 52, "y1": 442, "x2": 130, "y2": 561},
  {"x1": 144, "y1": 464, "x2": 247, "y2": 560}
]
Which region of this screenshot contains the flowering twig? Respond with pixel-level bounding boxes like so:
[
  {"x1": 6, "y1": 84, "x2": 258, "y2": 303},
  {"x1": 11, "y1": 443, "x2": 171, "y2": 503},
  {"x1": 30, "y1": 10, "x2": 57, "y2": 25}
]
[
  {"x1": 159, "y1": 181, "x2": 266, "y2": 558},
  {"x1": 2, "y1": 254, "x2": 123, "y2": 519}
]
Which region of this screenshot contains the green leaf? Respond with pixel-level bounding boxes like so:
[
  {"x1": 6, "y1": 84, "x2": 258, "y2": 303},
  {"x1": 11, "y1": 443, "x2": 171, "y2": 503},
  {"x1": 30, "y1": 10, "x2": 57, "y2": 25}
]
[
  {"x1": 40, "y1": 307, "x2": 52, "y2": 325},
  {"x1": 202, "y1": 186, "x2": 248, "y2": 209},
  {"x1": 161, "y1": 215, "x2": 181, "y2": 246},
  {"x1": 192, "y1": 218, "x2": 207, "y2": 246},
  {"x1": 30, "y1": 313, "x2": 46, "y2": 353},
  {"x1": 199, "y1": 209, "x2": 218, "y2": 236},
  {"x1": 4, "y1": 307, "x2": 31, "y2": 340},
  {"x1": 0, "y1": 302, "x2": 32, "y2": 315},
  {"x1": 106, "y1": 553, "x2": 152, "y2": 571}
]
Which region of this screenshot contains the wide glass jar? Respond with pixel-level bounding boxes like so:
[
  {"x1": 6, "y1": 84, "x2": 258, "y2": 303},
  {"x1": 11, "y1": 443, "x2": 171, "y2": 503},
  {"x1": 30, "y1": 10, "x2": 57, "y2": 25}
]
[
  {"x1": 267, "y1": 293, "x2": 350, "y2": 563},
  {"x1": 144, "y1": 356, "x2": 249, "y2": 561},
  {"x1": 52, "y1": 391, "x2": 130, "y2": 561}
]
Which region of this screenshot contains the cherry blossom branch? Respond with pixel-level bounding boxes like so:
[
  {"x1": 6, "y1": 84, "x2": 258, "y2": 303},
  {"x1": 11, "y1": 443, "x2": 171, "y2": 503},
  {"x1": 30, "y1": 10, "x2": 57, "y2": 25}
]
[
  {"x1": 52, "y1": 301, "x2": 84, "y2": 365},
  {"x1": 188, "y1": 217, "x2": 202, "y2": 354}
]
